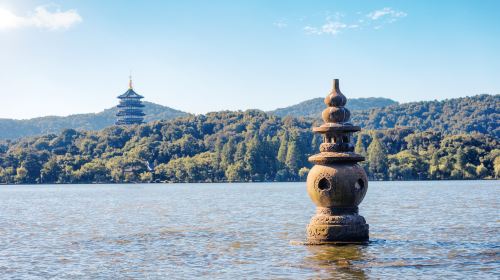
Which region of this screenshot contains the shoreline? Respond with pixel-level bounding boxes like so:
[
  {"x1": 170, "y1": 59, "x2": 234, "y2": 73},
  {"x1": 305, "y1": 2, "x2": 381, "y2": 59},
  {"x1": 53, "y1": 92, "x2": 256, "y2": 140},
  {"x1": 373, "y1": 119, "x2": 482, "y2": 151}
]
[{"x1": 0, "y1": 178, "x2": 498, "y2": 186}]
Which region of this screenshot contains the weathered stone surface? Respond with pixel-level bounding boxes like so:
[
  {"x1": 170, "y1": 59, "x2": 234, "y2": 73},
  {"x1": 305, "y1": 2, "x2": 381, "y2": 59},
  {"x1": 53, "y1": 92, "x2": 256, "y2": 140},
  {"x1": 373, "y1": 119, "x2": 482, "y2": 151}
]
[
  {"x1": 322, "y1": 107, "x2": 351, "y2": 123},
  {"x1": 307, "y1": 221, "x2": 369, "y2": 243},
  {"x1": 309, "y1": 152, "x2": 365, "y2": 164},
  {"x1": 305, "y1": 79, "x2": 370, "y2": 244},
  {"x1": 306, "y1": 163, "x2": 368, "y2": 208},
  {"x1": 324, "y1": 79, "x2": 347, "y2": 107}
]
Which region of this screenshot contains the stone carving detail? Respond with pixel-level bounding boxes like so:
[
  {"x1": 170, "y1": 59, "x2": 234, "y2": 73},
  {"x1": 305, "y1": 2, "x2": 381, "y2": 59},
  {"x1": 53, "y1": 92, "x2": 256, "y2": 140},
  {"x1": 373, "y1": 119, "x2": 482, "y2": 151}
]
[{"x1": 305, "y1": 79, "x2": 370, "y2": 244}]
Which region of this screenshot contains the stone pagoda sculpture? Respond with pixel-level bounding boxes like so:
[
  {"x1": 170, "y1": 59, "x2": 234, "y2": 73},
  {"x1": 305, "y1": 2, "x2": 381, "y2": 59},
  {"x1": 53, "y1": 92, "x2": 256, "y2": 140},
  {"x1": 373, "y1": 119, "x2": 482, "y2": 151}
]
[{"x1": 306, "y1": 79, "x2": 369, "y2": 244}]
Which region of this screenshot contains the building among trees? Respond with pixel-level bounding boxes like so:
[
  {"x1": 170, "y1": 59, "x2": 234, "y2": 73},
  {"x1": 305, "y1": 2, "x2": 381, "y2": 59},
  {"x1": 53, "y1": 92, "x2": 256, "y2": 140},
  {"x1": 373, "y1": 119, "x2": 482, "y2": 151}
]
[{"x1": 116, "y1": 76, "x2": 145, "y2": 125}]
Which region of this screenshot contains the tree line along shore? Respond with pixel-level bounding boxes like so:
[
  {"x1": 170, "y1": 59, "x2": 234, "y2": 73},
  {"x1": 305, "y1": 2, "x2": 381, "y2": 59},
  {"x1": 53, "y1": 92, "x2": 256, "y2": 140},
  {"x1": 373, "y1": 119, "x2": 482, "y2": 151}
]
[{"x1": 0, "y1": 101, "x2": 498, "y2": 184}]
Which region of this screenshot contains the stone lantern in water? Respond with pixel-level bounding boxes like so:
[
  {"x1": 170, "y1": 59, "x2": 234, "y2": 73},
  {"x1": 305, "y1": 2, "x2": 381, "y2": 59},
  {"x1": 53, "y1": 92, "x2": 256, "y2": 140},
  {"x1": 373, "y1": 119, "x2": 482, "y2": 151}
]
[{"x1": 306, "y1": 79, "x2": 369, "y2": 244}]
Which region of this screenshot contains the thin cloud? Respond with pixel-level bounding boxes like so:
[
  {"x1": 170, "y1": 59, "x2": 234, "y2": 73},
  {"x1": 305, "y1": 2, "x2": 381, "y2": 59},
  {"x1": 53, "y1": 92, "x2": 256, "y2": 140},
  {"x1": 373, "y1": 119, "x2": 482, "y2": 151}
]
[
  {"x1": 304, "y1": 21, "x2": 354, "y2": 36},
  {"x1": 0, "y1": 5, "x2": 82, "y2": 31},
  {"x1": 367, "y1": 7, "x2": 407, "y2": 21},
  {"x1": 273, "y1": 19, "x2": 288, "y2": 29},
  {"x1": 300, "y1": 7, "x2": 406, "y2": 36}
]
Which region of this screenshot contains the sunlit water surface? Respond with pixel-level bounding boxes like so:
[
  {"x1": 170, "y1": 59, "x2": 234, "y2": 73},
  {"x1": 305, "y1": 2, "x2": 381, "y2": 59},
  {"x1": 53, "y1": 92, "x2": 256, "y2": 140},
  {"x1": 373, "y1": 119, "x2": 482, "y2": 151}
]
[{"x1": 0, "y1": 181, "x2": 498, "y2": 279}]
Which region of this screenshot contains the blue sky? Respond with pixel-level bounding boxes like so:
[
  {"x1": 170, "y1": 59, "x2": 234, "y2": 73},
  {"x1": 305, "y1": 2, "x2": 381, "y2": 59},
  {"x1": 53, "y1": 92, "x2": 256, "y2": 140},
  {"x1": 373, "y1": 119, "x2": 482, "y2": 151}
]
[{"x1": 0, "y1": 0, "x2": 499, "y2": 119}]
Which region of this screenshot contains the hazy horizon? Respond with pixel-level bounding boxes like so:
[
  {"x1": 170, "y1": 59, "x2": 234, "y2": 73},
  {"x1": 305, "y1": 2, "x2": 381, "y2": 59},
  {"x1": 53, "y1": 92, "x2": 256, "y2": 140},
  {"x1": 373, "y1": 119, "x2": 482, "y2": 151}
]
[{"x1": 1, "y1": 0, "x2": 499, "y2": 119}]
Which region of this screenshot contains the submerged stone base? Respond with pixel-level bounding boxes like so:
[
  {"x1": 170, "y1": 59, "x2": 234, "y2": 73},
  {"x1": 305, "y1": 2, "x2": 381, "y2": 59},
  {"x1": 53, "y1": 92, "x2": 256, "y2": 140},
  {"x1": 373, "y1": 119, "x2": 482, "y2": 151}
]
[{"x1": 306, "y1": 207, "x2": 369, "y2": 244}]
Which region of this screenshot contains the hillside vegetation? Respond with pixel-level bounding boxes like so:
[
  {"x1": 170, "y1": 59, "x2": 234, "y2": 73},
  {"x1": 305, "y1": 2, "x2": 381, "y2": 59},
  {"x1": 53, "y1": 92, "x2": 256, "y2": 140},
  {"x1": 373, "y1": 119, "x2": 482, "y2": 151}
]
[
  {"x1": 352, "y1": 94, "x2": 500, "y2": 138},
  {"x1": 270, "y1": 97, "x2": 397, "y2": 118},
  {"x1": 0, "y1": 102, "x2": 188, "y2": 140},
  {"x1": 0, "y1": 98, "x2": 498, "y2": 184}
]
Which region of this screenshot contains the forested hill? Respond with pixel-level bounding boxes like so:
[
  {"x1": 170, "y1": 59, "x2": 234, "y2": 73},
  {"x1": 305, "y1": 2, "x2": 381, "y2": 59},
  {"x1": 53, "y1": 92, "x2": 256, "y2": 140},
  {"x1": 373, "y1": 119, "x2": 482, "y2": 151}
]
[
  {"x1": 270, "y1": 97, "x2": 397, "y2": 118},
  {"x1": 272, "y1": 94, "x2": 499, "y2": 138},
  {"x1": 0, "y1": 94, "x2": 498, "y2": 184},
  {"x1": 351, "y1": 94, "x2": 500, "y2": 138},
  {"x1": 0, "y1": 110, "x2": 498, "y2": 184},
  {"x1": 2, "y1": 94, "x2": 496, "y2": 141},
  {"x1": 0, "y1": 102, "x2": 188, "y2": 140}
]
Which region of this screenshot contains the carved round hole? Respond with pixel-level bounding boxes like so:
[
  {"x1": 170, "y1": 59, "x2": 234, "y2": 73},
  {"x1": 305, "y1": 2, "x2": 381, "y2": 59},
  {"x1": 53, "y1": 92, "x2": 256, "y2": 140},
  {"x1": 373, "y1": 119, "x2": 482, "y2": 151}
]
[
  {"x1": 355, "y1": 179, "x2": 364, "y2": 191},
  {"x1": 318, "y1": 178, "x2": 330, "y2": 191}
]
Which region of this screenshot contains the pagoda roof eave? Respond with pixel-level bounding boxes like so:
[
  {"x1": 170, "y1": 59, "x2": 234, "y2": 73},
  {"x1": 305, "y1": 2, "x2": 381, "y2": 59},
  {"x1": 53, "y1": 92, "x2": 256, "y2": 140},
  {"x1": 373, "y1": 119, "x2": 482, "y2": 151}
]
[
  {"x1": 308, "y1": 152, "x2": 365, "y2": 164},
  {"x1": 117, "y1": 103, "x2": 145, "y2": 108},
  {"x1": 313, "y1": 123, "x2": 361, "y2": 133},
  {"x1": 117, "y1": 88, "x2": 144, "y2": 99}
]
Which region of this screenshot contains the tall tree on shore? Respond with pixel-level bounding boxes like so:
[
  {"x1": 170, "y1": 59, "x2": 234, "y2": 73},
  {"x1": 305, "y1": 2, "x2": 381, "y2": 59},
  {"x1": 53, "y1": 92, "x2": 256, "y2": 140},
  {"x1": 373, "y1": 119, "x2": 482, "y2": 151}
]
[
  {"x1": 428, "y1": 152, "x2": 440, "y2": 179},
  {"x1": 355, "y1": 134, "x2": 366, "y2": 156},
  {"x1": 277, "y1": 132, "x2": 288, "y2": 165},
  {"x1": 367, "y1": 134, "x2": 388, "y2": 180},
  {"x1": 494, "y1": 155, "x2": 500, "y2": 179},
  {"x1": 285, "y1": 140, "x2": 300, "y2": 172},
  {"x1": 451, "y1": 148, "x2": 466, "y2": 179},
  {"x1": 355, "y1": 133, "x2": 368, "y2": 174},
  {"x1": 220, "y1": 138, "x2": 236, "y2": 168}
]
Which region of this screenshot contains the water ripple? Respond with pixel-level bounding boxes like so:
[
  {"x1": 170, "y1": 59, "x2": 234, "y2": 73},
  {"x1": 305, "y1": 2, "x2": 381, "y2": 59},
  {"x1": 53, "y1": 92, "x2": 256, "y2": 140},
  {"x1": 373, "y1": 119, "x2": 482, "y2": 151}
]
[{"x1": 0, "y1": 181, "x2": 498, "y2": 279}]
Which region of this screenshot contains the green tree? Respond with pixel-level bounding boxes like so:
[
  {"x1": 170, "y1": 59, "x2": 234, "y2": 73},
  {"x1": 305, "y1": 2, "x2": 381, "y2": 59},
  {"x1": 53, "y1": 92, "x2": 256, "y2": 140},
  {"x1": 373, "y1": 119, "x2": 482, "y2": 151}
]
[
  {"x1": 367, "y1": 135, "x2": 388, "y2": 180},
  {"x1": 41, "y1": 158, "x2": 61, "y2": 183},
  {"x1": 245, "y1": 135, "x2": 264, "y2": 180},
  {"x1": 388, "y1": 150, "x2": 428, "y2": 180},
  {"x1": 76, "y1": 160, "x2": 110, "y2": 183},
  {"x1": 15, "y1": 167, "x2": 28, "y2": 184},
  {"x1": 429, "y1": 152, "x2": 440, "y2": 178},
  {"x1": 226, "y1": 162, "x2": 247, "y2": 182},
  {"x1": 277, "y1": 132, "x2": 288, "y2": 164},
  {"x1": 451, "y1": 148, "x2": 466, "y2": 179},
  {"x1": 220, "y1": 138, "x2": 236, "y2": 168},
  {"x1": 355, "y1": 134, "x2": 366, "y2": 156},
  {"x1": 285, "y1": 140, "x2": 300, "y2": 173},
  {"x1": 298, "y1": 167, "x2": 310, "y2": 181},
  {"x1": 476, "y1": 164, "x2": 488, "y2": 178},
  {"x1": 494, "y1": 156, "x2": 500, "y2": 179},
  {"x1": 140, "y1": 172, "x2": 153, "y2": 182}
]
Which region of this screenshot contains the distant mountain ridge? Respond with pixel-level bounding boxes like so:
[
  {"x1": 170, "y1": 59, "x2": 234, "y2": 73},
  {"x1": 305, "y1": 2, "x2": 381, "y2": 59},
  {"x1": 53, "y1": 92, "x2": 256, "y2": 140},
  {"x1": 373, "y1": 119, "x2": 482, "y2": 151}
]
[
  {"x1": 0, "y1": 94, "x2": 498, "y2": 140},
  {"x1": 0, "y1": 102, "x2": 188, "y2": 140},
  {"x1": 351, "y1": 94, "x2": 500, "y2": 138},
  {"x1": 0, "y1": 97, "x2": 395, "y2": 141},
  {"x1": 269, "y1": 97, "x2": 398, "y2": 118},
  {"x1": 270, "y1": 94, "x2": 499, "y2": 138}
]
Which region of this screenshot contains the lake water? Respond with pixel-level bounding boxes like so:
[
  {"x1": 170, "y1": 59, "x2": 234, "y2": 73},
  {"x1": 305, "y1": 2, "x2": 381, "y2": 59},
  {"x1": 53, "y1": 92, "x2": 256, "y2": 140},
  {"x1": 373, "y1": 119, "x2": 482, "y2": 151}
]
[{"x1": 0, "y1": 181, "x2": 498, "y2": 279}]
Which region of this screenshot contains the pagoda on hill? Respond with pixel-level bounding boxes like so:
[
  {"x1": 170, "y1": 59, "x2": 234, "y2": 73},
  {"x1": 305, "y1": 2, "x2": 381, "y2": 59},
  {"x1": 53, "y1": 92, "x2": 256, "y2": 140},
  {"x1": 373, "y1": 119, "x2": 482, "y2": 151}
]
[{"x1": 116, "y1": 76, "x2": 145, "y2": 125}]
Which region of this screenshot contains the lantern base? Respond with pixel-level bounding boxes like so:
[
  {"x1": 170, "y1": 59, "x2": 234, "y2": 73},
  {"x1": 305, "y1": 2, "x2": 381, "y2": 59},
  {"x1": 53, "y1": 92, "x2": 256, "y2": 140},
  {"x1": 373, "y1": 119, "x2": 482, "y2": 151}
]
[{"x1": 306, "y1": 207, "x2": 369, "y2": 244}]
